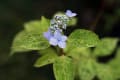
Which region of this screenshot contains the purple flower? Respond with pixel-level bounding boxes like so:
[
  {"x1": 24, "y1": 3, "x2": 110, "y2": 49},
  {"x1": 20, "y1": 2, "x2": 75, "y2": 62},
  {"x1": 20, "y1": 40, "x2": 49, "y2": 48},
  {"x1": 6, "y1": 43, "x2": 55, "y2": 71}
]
[
  {"x1": 43, "y1": 29, "x2": 53, "y2": 40},
  {"x1": 49, "y1": 30, "x2": 67, "y2": 48},
  {"x1": 43, "y1": 30, "x2": 67, "y2": 48},
  {"x1": 65, "y1": 10, "x2": 77, "y2": 17}
]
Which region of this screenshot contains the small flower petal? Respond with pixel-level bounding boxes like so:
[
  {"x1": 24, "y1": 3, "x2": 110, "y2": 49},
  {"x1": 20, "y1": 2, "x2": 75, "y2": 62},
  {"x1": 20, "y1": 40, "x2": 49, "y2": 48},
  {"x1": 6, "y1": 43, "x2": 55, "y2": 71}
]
[
  {"x1": 49, "y1": 37, "x2": 58, "y2": 46},
  {"x1": 61, "y1": 36, "x2": 67, "y2": 41},
  {"x1": 43, "y1": 30, "x2": 52, "y2": 40},
  {"x1": 65, "y1": 10, "x2": 77, "y2": 17},
  {"x1": 58, "y1": 41, "x2": 66, "y2": 48},
  {"x1": 54, "y1": 30, "x2": 62, "y2": 40}
]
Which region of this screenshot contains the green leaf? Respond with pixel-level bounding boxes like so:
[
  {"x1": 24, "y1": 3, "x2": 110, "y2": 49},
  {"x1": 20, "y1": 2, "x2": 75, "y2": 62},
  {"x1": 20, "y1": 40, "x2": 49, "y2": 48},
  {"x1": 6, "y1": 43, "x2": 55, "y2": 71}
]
[
  {"x1": 108, "y1": 60, "x2": 120, "y2": 79},
  {"x1": 78, "y1": 58, "x2": 96, "y2": 80},
  {"x1": 65, "y1": 47, "x2": 91, "y2": 60},
  {"x1": 93, "y1": 38, "x2": 119, "y2": 57},
  {"x1": 34, "y1": 51, "x2": 58, "y2": 67},
  {"x1": 108, "y1": 47, "x2": 120, "y2": 79},
  {"x1": 53, "y1": 56, "x2": 74, "y2": 80},
  {"x1": 116, "y1": 47, "x2": 120, "y2": 59},
  {"x1": 11, "y1": 31, "x2": 50, "y2": 54},
  {"x1": 24, "y1": 16, "x2": 50, "y2": 34},
  {"x1": 67, "y1": 29, "x2": 99, "y2": 49},
  {"x1": 96, "y1": 64, "x2": 116, "y2": 80},
  {"x1": 38, "y1": 47, "x2": 56, "y2": 55}
]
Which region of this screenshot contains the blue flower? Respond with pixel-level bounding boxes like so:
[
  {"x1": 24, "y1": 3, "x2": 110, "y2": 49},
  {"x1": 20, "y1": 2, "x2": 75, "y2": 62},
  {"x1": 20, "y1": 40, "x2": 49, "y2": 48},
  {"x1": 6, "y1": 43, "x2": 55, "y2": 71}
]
[
  {"x1": 43, "y1": 29, "x2": 53, "y2": 40},
  {"x1": 43, "y1": 30, "x2": 67, "y2": 48},
  {"x1": 65, "y1": 10, "x2": 77, "y2": 17},
  {"x1": 43, "y1": 10, "x2": 77, "y2": 48},
  {"x1": 49, "y1": 30, "x2": 67, "y2": 48}
]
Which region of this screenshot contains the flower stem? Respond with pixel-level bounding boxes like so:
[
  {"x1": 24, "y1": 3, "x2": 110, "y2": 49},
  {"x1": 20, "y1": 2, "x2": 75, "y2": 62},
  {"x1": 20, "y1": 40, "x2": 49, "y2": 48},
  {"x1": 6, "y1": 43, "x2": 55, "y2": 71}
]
[{"x1": 60, "y1": 48, "x2": 65, "y2": 56}]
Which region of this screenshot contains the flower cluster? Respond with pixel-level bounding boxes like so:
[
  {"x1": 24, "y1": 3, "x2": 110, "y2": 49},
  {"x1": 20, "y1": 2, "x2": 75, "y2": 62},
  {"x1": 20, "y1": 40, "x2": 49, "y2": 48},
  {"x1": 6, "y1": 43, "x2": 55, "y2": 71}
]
[
  {"x1": 44, "y1": 10, "x2": 77, "y2": 48},
  {"x1": 50, "y1": 15, "x2": 68, "y2": 32}
]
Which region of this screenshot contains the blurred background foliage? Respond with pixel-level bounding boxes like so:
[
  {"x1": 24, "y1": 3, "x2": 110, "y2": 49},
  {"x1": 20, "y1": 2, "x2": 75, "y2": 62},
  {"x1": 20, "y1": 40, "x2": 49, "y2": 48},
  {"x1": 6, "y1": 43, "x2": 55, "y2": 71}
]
[{"x1": 0, "y1": 0, "x2": 120, "y2": 80}]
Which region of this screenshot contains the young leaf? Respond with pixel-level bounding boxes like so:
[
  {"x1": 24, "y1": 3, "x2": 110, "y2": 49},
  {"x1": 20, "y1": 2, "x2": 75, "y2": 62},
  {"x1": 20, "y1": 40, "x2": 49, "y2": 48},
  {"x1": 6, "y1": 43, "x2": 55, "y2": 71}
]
[
  {"x1": 78, "y1": 58, "x2": 96, "y2": 80},
  {"x1": 93, "y1": 38, "x2": 119, "y2": 57},
  {"x1": 24, "y1": 16, "x2": 50, "y2": 34},
  {"x1": 108, "y1": 60, "x2": 120, "y2": 79},
  {"x1": 11, "y1": 31, "x2": 50, "y2": 54},
  {"x1": 108, "y1": 47, "x2": 120, "y2": 79},
  {"x1": 34, "y1": 52, "x2": 58, "y2": 67},
  {"x1": 53, "y1": 56, "x2": 74, "y2": 80},
  {"x1": 115, "y1": 47, "x2": 120, "y2": 59},
  {"x1": 96, "y1": 64, "x2": 116, "y2": 80},
  {"x1": 67, "y1": 29, "x2": 99, "y2": 49}
]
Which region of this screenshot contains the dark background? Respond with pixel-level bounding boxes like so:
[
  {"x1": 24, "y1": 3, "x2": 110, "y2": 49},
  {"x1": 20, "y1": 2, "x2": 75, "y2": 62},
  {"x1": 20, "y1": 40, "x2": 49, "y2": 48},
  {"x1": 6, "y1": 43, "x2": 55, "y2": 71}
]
[{"x1": 0, "y1": 0, "x2": 120, "y2": 80}]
